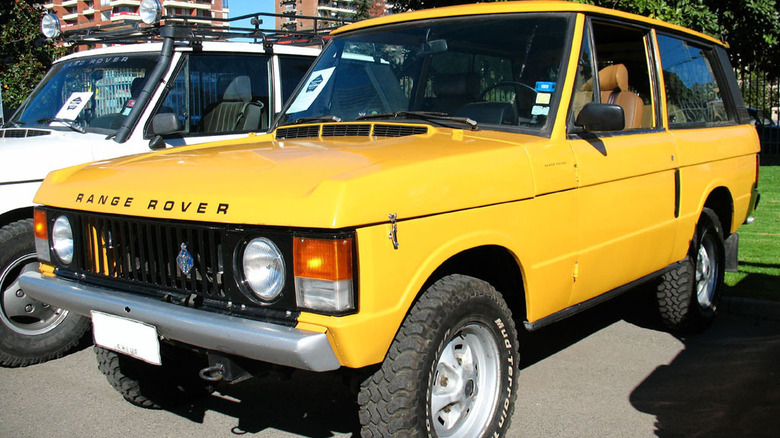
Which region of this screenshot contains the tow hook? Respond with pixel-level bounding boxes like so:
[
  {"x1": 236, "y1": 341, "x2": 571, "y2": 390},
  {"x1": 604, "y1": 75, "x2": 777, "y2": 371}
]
[{"x1": 199, "y1": 364, "x2": 224, "y2": 382}]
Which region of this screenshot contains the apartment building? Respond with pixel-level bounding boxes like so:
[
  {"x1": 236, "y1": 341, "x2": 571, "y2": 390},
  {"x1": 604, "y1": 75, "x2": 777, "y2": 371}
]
[
  {"x1": 43, "y1": 0, "x2": 230, "y2": 33},
  {"x1": 276, "y1": 0, "x2": 388, "y2": 31}
]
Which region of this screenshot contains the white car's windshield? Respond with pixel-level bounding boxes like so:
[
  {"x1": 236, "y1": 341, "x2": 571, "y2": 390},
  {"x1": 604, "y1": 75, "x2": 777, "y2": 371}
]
[
  {"x1": 280, "y1": 14, "x2": 571, "y2": 134},
  {"x1": 8, "y1": 54, "x2": 157, "y2": 134}
]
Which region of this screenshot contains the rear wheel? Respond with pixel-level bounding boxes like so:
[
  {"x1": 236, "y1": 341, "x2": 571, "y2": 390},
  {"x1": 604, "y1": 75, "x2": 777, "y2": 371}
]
[
  {"x1": 0, "y1": 220, "x2": 90, "y2": 367},
  {"x1": 358, "y1": 274, "x2": 519, "y2": 437},
  {"x1": 657, "y1": 208, "x2": 725, "y2": 332}
]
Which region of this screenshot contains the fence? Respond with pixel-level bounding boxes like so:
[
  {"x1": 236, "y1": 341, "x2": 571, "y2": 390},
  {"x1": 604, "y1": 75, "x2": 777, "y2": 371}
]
[{"x1": 738, "y1": 68, "x2": 780, "y2": 161}]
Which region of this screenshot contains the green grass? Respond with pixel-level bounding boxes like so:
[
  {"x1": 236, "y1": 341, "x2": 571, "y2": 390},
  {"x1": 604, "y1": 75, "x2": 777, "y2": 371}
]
[{"x1": 723, "y1": 164, "x2": 780, "y2": 301}]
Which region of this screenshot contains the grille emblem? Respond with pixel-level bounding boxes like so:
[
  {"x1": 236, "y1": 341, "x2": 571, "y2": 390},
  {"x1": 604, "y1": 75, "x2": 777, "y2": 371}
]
[{"x1": 176, "y1": 243, "x2": 194, "y2": 276}]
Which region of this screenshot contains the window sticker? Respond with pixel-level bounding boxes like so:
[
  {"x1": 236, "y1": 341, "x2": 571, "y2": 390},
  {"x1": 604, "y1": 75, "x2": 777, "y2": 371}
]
[
  {"x1": 535, "y1": 93, "x2": 552, "y2": 105},
  {"x1": 55, "y1": 92, "x2": 93, "y2": 120},
  {"x1": 532, "y1": 105, "x2": 550, "y2": 116},
  {"x1": 287, "y1": 67, "x2": 335, "y2": 113},
  {"x1": 535, "y1": 81, "x2": 556, "y2": 93}
]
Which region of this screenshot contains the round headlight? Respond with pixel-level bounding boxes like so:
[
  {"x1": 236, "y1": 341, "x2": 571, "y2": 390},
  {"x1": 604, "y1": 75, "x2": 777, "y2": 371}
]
[
  {"x1": 41, "y1": 13, "x2": 61, "y2": 39},
  {"x1": 52, "y1": 216, "x2": 74, "y2": 264},
  {"x1": 140, "y1": 0, "x2": 163, "y2": 25},
  {"x1": 242, "y1": 238, "x2": 285, "y2": 301}
]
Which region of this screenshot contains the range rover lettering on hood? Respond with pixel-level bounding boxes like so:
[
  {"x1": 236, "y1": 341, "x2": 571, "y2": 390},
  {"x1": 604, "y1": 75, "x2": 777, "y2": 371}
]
[{"x1": 74, "y1": 193, "x2": 229, "y2": 215}]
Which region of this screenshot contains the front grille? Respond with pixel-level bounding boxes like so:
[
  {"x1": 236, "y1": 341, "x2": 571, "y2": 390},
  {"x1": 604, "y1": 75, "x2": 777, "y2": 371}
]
[
  {"x1": 75, "y1": 213, "x2": 226, "y2": 299},
  {"x1": 0, "y1": 128, "x2": 51, "y2": 138}
]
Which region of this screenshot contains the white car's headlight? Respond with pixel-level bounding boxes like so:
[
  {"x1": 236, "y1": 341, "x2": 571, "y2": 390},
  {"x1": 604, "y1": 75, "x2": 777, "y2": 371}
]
[
  {"x1": 52, "y1": 215, "x2": 74, "y2": 264},
  {"x1": 41, "y1": 13, "x2": 61, "y2": 39},
  {"x1": 140, "y1": 0, "x2": 162, "y2": 25},
  {"x1": 242, "y1": 237, "x2": 285, "y2": 301}
]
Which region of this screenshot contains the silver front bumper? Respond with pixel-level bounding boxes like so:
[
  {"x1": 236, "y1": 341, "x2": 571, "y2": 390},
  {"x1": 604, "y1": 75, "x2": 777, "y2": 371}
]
[{"x1": 20, "y1": 272, "x2": 340, "y2": 372}]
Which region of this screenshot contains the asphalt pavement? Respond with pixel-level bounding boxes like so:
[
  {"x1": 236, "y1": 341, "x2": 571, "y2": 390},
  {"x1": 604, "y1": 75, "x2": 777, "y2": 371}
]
[{"x1": 1, "y1": 290, "x2": 778, "y2": 438}]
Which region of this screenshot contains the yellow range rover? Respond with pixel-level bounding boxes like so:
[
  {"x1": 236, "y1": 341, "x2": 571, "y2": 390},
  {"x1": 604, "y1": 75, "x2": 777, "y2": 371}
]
[{"x1": 22, "y1": 2, "x2": 760, "y2": 437}]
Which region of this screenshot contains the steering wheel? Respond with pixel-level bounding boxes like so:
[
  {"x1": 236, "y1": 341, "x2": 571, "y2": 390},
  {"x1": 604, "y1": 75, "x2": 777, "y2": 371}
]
[
  {"x1": 479, "y1": 81, "x2": 537, "y2": 118},
  {"x1": 479, "y1": 81, "x2": 536, "y2": 100}
]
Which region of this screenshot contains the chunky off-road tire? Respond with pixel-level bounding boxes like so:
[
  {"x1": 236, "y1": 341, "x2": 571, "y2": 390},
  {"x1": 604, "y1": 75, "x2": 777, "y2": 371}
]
[
  {"x1": 95, "y1": 345, "x2": 212, "y2": 409},
  {"x1": 358, "y1": 274, "x2": 519, "y2": 438},
  {"x1": 0, "y1": 220, "x2": 91, "y2": 367},
  {"x1": 657, "y1": 208, "x2": 725, "y2": 332}
]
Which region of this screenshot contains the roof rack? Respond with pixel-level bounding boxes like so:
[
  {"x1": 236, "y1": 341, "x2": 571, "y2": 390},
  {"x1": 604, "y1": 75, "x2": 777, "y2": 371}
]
[{"x1": 55, "y1": 11, "x2": 355, "y2": 48}]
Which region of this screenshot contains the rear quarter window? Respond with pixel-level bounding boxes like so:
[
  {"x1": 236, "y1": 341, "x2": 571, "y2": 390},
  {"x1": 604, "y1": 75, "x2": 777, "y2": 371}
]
[{"x1": 657, "y1": 34, "x2": 730, "y2": 128}]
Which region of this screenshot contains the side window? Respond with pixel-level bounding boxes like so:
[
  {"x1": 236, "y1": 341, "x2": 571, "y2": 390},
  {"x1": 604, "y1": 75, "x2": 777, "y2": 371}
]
[
  {"x1": 657, "y1": 34, "x2": 728, "y2": 127},
  {"x1": 571, "y1": 21, "x2": 656, "y2": 131},
  {"x1": 570, "y1": 29, "x2": 595, "y2": 122},
  {"x1": 153, "y1": 54, "x2": 271, "y2": 136},
  {"x1": 279, "y1": 56, "x2": 316, "y2": 107}
]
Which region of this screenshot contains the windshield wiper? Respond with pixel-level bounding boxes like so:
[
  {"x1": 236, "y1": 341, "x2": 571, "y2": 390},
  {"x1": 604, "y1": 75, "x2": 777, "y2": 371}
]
[
  {"x1": 2, "y1": 120, "x2": 25, "y2": 128},
  {"x1": 283, "y1": 115, "x2": 342, "y2": 126},
  {"x1": 356, "y1": 111, "x2": 479, "y2": 131},
  {"x1": 37, "y1": 117, "x2": 86, "y2": 134}
]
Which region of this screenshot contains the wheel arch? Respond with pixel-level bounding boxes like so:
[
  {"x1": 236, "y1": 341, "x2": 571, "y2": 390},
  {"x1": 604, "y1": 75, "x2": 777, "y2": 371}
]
[
  {"x1": 0, "y1": 207, "x2": 34, "y2": 230},
  {"x1": 418, "y1": 245, "x2": 528, "y2": 323},
  {"x1": 702, "y1": 186, "x2": 733, "y2": 235}
]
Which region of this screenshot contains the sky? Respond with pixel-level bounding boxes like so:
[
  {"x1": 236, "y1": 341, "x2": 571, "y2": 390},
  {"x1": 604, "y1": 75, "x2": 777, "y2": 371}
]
[{"x1": 228, "y1": 0, "x2": 275, "y2": 28}]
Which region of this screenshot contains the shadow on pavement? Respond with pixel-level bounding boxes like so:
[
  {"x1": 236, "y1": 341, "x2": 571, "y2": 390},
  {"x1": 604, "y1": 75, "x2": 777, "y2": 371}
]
[
  {"x1": 519, "y1": 284, "x2": 662, "y2": 368},
  {"x1": 170, "y1": 369, "x2": 361, "y2": 437},
  {"x1": 630, "y1": 314, "x2": 780, "y2": 438}
]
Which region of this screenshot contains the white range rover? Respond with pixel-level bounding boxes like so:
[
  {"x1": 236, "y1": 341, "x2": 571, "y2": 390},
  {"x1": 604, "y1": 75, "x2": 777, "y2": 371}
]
[{"x1": 0, "y1": 2, "x2": 330, "y2": 366}]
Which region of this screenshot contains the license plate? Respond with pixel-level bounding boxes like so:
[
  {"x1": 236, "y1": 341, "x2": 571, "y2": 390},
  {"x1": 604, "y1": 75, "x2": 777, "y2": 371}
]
[{"x1": 91, "y1": 311, "x2": 161, "y2": 365}]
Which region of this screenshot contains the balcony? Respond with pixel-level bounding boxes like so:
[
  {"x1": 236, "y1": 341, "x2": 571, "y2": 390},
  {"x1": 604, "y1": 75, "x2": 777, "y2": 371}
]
[
  {"x1": 163, "y1": 1, "x2": 211, "y2": 10},
  {"x1": 62, "y1": 0, "x2": 78, "y2": 6},
  {"x1": 110, "y1": 0, "x2": 141, "y2": 6},
  {"x1": 62, "y1": 13, "x2": 79, "y2": 22},
  {"x1": 111, "y1": 11, "x2": 140, "y2": 20},
  {"x1": 317, "y1": 6, "x2": 357, "y2": 15}
]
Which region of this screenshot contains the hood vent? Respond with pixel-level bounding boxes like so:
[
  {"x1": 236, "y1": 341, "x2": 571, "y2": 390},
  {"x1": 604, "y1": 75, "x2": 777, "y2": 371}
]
[
  {"x1": 0, "y1": 128, "x2": 52, "y2": 138},
  {"x1": 276, "y1": 125, "x2": 321, "y2": 139},
  {"x1": 276, "y1": 123, "x2": 428, "y2": 140},
  {"x1": 322, "y1": 124, "x2": 371, "y2": 137},
  {"x1": 373, "y1": 124, "x2": 428, "y2": 137}
]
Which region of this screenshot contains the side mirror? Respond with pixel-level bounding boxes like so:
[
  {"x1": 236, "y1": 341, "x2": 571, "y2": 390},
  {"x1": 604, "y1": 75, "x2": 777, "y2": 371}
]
[
  {"x1": 148, "y1": 113, "x2": 182, "y2": 150},
  {"x1": 575, "y1": 103, "x2": 625, "y2": 132},
  {"x1": 150, "y1": 113, "x2": 182, "y2": 136}
]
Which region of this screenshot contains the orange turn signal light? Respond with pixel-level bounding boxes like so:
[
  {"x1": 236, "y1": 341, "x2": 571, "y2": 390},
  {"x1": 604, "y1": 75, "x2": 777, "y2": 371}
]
[
  {"x1": 34, "y1": 209, "x2": 48, "y2": 240},
  {"x1": 293, "y1": 237, "x2": 353, "y2": 281}
]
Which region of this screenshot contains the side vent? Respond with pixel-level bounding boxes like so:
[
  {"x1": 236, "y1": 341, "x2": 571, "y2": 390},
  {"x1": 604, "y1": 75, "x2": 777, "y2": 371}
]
[
  {"x1": 0, "y1": 129, "x2": 52, "y2": 138},
  {"x1": 373, "y1": 124, "x2": 428, "y2": 137}
]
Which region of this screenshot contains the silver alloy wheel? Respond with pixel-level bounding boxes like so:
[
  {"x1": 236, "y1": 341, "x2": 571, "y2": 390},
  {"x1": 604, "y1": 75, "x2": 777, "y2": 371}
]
[
  {"x1": 695, "y1": 236, "x2": 718, "y2": 309},
  {"x1": 430, "y1": 322, "x2": 502, "y2": 437},
  {"x1": 0, "y1": 253, "x2": 69, "y2": 335}
]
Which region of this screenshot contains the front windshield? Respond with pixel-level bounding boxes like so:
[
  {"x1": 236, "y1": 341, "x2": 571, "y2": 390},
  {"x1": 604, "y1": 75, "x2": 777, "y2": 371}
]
[
  {"x1": 8, "y1": 54, "x2": 157, "y2": 133},
  {"x1": 280, "y1": 14, "x2": 571, "y2": 133}
]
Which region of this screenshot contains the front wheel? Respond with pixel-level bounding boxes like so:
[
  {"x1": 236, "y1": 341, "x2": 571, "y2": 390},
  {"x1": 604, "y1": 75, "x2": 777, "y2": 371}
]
[
  {"x1": 0, "y1": 220, "x2": 91, "y2": 367},
  {"x1": 96, "y1": 344, "x2": 212, "y2": 409},
  {"x1": 657, "y1": 208, "x2": 725, "y2": 332},
  {"x1": 358, "y1": 274, "x2": 519, "y2": 437}
]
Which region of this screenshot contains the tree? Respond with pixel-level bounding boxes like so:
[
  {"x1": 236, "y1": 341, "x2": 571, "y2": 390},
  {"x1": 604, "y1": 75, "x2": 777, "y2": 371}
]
[
  {"x1": 571, "y1": 0, "x2": 780, "y2": 76},
  {"x1": 0, "y1": 0, "x2": 65, "y2": 114},
  {"x1": 392, "y1": 0, "x2": 780, "y2": 77}
]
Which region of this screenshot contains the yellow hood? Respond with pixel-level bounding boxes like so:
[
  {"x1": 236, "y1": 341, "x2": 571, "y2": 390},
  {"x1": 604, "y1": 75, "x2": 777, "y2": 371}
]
[{"x1": 35, "y1": 126, "x2": 541, "y2": 228}]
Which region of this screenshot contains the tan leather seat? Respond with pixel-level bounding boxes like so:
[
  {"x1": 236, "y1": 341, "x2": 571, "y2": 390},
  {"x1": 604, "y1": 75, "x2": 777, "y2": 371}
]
[{"x1": 597, "y1": 64, "x2": 644, "y2": 129}]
